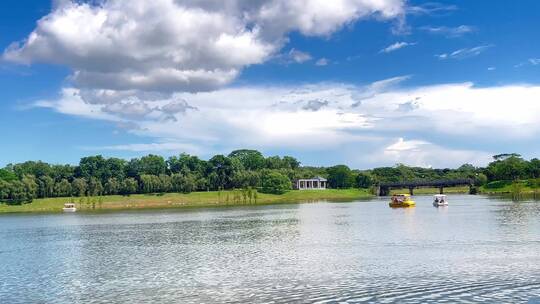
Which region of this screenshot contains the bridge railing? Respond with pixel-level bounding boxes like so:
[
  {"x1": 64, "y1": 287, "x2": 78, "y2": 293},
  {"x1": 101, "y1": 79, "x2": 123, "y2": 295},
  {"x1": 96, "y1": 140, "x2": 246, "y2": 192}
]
[{"x1": 378, "y1": 178, "x2": 474, "y2": 188}]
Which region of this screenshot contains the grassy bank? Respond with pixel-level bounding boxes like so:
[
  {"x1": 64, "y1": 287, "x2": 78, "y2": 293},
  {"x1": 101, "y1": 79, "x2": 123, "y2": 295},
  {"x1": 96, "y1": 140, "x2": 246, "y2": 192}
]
[{"x1": 0, "y1": 188, "x2": 372, "y2": 214}]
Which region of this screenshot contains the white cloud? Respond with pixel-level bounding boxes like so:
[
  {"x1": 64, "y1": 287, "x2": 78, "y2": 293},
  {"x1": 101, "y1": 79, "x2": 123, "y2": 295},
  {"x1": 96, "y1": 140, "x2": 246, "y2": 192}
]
[
  {"x1": 529, "y1": 58, "x2": 540, "y2": 65},
  {"x1": 3, "y1": 0, "x2": 404, "y2": 93},
  {"x1": 436, "y1": 45, "x2": 493, "y2": 60},
  {"x1": 407, "y1": 3, "x2": 458, "y2": 15},
  {"x1": 83, "y1": 142, "x2": 201, "y2": 153},
  {"x1": 35, "y1": 80, "x2": 540, "y2": 167},
  {"x1": 373, "y1": 138, "x2": 491, "y2": 168},
  {"x1": 419, "y1": 25, "x2": 475, "y2": 37},
  {"x1": 487, "y1": 66, "x2": 496, "y2": 71},
  {"x1": 380, "y1": 41, "x2": 416, "y2": 53},
  {"x1": 279, "y1": 48, "x2": 312, "y2": 64},
  {"x1": 315, "y1": 58, "x2": 330, "y2": 66}
]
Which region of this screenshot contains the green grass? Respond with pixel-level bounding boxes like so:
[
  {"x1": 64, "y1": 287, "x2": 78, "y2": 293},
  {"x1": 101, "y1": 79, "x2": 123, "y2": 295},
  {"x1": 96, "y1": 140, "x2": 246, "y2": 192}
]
[
  {"x1": 0, "y1": 188, "x2": 372, "y2": 214},
  {"x1": 480, "y1": 184, "x2": 538, "y2": 194}
]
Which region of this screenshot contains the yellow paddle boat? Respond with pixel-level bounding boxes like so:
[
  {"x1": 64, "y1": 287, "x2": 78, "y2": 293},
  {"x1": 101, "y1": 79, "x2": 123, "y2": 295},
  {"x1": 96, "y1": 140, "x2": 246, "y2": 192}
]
[{"x1": 389, "y1": 194, "x2": 416, "y2": 208}]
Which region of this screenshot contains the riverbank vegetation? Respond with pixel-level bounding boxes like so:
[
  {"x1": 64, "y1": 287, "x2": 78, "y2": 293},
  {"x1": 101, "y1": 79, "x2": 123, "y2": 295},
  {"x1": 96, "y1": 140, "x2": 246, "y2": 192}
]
[
  {"x1": 0, "y1": 189, "x2": 370, "y2": 214},
  {"x1": 1, "y1": 150, "x2": 539, "y2": 208}
]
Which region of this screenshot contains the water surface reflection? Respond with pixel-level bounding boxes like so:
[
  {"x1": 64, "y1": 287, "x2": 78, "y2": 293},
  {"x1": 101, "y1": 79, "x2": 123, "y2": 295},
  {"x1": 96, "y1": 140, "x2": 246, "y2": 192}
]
[{"x1": 1, "y1": 195, "x2": 540, "y2": 303}]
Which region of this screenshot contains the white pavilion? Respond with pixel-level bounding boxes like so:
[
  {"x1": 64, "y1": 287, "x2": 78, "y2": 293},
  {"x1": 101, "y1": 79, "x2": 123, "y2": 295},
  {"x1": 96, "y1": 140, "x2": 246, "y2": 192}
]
[{"x1": 295, "y1": 176, "x2": 328, "y2": 190}]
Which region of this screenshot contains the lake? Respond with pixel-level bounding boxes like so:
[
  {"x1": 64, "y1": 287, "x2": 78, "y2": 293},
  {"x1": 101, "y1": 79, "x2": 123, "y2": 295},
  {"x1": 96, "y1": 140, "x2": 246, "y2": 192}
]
[{"x1": 1, "y1": 195, "x2": 540, "y2": 303}]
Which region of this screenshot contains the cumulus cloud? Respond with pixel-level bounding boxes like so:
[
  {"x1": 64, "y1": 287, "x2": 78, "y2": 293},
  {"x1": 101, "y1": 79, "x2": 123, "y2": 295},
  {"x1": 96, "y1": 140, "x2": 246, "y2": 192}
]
[
  {"x1": 373, "y1": 138, "x2": 491, "y2": 168},
  {"x1": 3, "y1": 0, "x2": 405, "y2": 93},
  {"x1": 302, "y1": 99, "x2": 329, "y2": 111},
  {"x1": 380, "y1": 41, "x2": 416, "y2": 53},
  {"x1": 35, "y1": 79, "x2": 540, "y2": 167},
  {"x1": 419, "y1": 25, "x2": 475, "y2": 37},
  {"x1": 436, "y1": 45, "x2": 493, "y2": 60}
]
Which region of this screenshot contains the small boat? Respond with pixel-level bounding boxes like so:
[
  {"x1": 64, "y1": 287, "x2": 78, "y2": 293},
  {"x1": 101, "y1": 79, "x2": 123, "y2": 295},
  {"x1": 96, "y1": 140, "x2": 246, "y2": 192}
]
[
  {"x1": 433, "y1": 194, "x2": 448, "y2": 207},
  {"x1": 62, "y1": 203, "x2": 77, "y2": 212},
  {"x1": 389, "y1": 194, "x2": 416, "y2": 208}
]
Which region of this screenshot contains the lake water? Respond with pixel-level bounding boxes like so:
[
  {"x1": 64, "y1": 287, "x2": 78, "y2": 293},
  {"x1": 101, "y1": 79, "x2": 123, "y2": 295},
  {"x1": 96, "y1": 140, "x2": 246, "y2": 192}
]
[{"x1": 1, "y1": 195, "x2": 540, "y2": 303}]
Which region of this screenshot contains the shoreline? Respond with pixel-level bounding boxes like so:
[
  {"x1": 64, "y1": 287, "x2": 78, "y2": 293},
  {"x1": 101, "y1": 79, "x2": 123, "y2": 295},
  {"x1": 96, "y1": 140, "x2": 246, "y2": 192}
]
[{"x1": 0, "y1": 189, "x2": 372, "y2": 214}]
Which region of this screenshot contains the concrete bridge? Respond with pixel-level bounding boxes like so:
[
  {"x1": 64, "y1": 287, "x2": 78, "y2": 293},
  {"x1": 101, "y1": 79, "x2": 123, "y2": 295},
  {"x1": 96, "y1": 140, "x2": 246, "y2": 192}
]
[{"x1": 376, "y1": 179, "x2": 475, "y2": 196}]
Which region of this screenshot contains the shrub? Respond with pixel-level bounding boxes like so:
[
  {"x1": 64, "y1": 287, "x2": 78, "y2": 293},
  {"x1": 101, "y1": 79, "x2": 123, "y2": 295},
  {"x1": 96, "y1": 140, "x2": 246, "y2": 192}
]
[
  {"x1": 261, "y1": 172, "x2": 291, "y2": 194},
  {"x1": 484, "y1": 180, "x2": 512, "y2": 189}
]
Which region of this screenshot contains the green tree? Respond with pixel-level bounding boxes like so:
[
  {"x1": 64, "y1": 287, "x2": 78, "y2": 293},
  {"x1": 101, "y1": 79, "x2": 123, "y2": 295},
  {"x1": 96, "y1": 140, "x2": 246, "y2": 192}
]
[
  {"x1": 88, "y1": 177, "x2": 104, "y2": 196},
  {"x1": 159, "y1": 174, "x2": 172, "y2": 192},
  {"x1": 207, "y1": 155, "x2": 236, "y2": 189},
  {"x1": 105, "y1": 157, "x2": 127, "y2": 180},
  {"x1": 121, "y1": 178, "x2": 138, "y2": 195},
  {"x1": 38, "y1": 175, "x2": 55, "y2": 198},
  {"x1": 228, "y1": 149, "x2": 265, "y2": 171},
  {"x1": 78, "y1": 155, "x2": 107, "y2": 180},
  {"x1": 140, "y1": 174, "x2": 161, "y2": 193},
  {"x1": 527, "y1": 158, "x2": 540, "y2": 178},
  {"x1": 104, "y1": 178, "x2": 121, "y2": 195},
  {"x1": 72, "y1": 178, "x2": 88, "y2": 197},
  {"x1": 139, "y1": 155, "x2": 167, "y2": 176},
  {"x1": 282, "y1": 156, "x2": 301, "y2": 170},
  {"x1": 0, "y1": 169, "x2": 17, "y2": 182},
  {"x1": 486, "y1": 155, "x2": 527, "y2": 181},
  {"x1": 231, "y1": 170, "x2": 261, "y2": 188},
  {"x1": 21, "y1": 175, "x2": 38, "y2": 201},
  {"x1": 261, "y1": 171, "x2": 291, "y2": 194},
  {"x1": 8, "y1": 180, "x2": 28, "y2": 204},
  {"x1": 356, "y1": 172, "x2": 373, "y2": 188},
  {"x1": 370, "y1": 167, "x2": 402, "y2": 183},
  {"x1": 50, "y1": 164, "x2": 76, "y2": 181},
  {"x1": 475, "y1": 173, "x2": 488, "y2": 186},
  {"x1": 168, "y1": 153, "x2": 207, "y2": 175},
  {"x1": 54, "y1": 179, "x2": 72, "y2": 197},
  {"x1": 0, "y1": 180, "x2": 10, "y2": 201},
  {"x1": 327, "y1": 165, "x2": 354, "y2": 188},
  {"x1": 171, "y1": 173, "x2": 196, "y2": 193},
  {"x1": 12, "y1": 161, "x2": 52, "y2": 178}
]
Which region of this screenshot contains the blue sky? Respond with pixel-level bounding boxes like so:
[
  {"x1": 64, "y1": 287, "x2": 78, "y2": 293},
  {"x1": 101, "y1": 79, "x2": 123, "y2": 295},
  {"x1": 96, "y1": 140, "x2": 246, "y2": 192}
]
[{"x1": 1, "y1": 0, "x2": 540, "y2": 168}]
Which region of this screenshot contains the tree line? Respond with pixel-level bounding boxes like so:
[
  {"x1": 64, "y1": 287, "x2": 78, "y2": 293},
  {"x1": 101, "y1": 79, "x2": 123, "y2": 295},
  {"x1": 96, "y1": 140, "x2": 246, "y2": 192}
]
[{"x1": 1, "y1": 149, "x2": 538, "y2": 204}]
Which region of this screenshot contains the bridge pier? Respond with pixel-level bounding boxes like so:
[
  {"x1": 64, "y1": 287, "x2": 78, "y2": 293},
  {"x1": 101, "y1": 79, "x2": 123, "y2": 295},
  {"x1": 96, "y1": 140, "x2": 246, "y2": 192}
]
[
  {"x1": 439, "y1": 186, "x2": 444, "y2": 194},
  {"x1": 378, "y1": 186, "x2": 389, "y2": 196},
  {"x1": 409, "y1": 187, "x2": 414, "y2": 196}
]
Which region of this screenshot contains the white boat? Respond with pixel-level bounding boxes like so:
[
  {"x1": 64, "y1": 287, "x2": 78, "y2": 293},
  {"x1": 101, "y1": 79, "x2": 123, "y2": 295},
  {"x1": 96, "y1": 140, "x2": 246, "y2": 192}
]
[
  {"x1": 62, "y1": 203, "x2": 77, "y2": 212},
  {"x1": 433, "y1": 194, "x2": 448, "y2": 207}
]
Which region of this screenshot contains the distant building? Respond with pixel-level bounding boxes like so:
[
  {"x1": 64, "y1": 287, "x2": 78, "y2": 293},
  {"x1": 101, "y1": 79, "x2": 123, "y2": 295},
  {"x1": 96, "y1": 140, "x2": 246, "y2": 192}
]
[{"x1": 295, "y1": 176, "x2": 328, "y2": 190}]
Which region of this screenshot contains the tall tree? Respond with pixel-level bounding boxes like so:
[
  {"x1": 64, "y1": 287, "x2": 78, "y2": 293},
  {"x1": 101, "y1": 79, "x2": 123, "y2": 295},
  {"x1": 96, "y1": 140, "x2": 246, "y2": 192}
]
[
  {"x1": 78, "y1": 155, "x2": 107, "y2": 180},
  {"x1": 104, "y1": 178, "x2": 121, "y2": 195},
  {"x1": 327, "y1": 165, "x2": 354, "y2": 189},
  {"x1": 121, "y1": 178, "x2": 138, "y2": 195},
  {"x1": 20, "y1": 175, "x2": 38, "y2": 202},
  {"x1": 228, "y1": 149, "x2": 265, "y2": 171},
  {"x1": 38, "y1": 175, "x2": 55, "y2": 198},
  {"x1": 139, "y1": 155, "x2": 167, "y2": 176},
  {"x1": 54, "y1": 179, "x2": 72, "y2": 197},
  {"x1": 72, "y1": 178, "x2": 88, "y2": 197},
  {"x1": 88, "y1": 177, "x2": 104, "y2": 196},
  {"x1": 207, "y1": 155, "x2": 236, "y2": 189}
]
